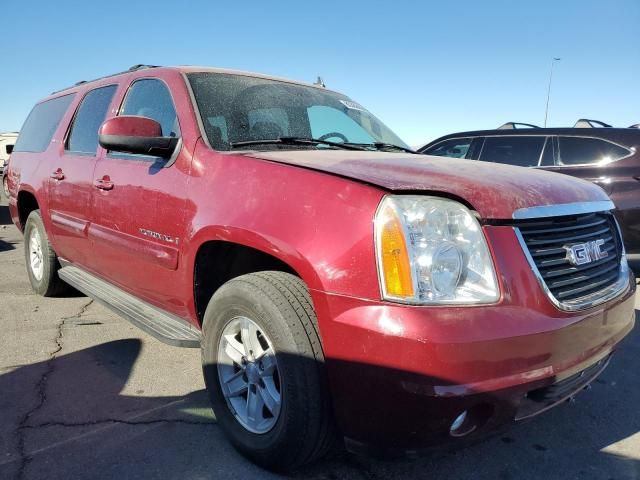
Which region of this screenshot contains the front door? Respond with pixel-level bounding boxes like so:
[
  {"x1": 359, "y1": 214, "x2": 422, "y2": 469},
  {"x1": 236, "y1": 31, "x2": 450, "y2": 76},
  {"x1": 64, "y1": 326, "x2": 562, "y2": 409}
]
[{"x1": 89, "y1": 78, "x2": 192, "y2": 317}]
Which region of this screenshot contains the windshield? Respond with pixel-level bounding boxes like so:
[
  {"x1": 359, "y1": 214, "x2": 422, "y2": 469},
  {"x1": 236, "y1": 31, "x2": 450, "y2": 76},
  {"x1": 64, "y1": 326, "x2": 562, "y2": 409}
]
[{"x1": 187, "y1": 72, "x2": 410, "y2": 151}]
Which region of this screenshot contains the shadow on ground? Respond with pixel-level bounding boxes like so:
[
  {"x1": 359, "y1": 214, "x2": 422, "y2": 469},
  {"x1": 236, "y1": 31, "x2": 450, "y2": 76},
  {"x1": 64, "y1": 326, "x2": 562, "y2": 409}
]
[
  {"x1": 0, "y1": 204, "x2": 13, "y2": 226},
  {"x1": 0, "y1": 312, "x2": 638, "y2": 480}
]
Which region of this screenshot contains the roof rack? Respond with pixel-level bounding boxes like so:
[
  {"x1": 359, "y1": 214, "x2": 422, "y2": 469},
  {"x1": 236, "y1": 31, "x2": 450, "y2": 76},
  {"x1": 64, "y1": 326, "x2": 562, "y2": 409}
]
[
  {"x1": 51, "y1": 64, "x2": 161, "y2": 95},
  {"x1": 574, "y1": 119, "x2": 612, "y2": 128},
  {"x1": 497, "y1": 122, "x2": 540, "y2": 129}
]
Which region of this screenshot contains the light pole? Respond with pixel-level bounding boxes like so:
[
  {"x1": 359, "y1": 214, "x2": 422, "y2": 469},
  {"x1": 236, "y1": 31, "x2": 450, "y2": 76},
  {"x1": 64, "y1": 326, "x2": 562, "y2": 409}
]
[{"x1": 544, "y1": 57, "x2": 561, "y2": 127}]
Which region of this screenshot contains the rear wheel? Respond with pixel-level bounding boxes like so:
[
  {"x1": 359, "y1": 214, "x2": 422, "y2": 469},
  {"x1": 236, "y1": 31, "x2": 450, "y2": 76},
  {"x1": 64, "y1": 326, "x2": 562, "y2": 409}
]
[
  {"x1": 23, "y1": 210, "x2": 67, "y2": 296},
  {"x1": 201, "y1": 271, "x2": 335, "y2": 471}
]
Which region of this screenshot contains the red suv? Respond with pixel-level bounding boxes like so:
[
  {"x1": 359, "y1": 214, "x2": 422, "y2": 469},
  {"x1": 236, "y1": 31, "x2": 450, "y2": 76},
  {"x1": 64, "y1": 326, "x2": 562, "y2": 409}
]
[{"x1": 7, "y1": 65, "x2": 636, "y2": 471}]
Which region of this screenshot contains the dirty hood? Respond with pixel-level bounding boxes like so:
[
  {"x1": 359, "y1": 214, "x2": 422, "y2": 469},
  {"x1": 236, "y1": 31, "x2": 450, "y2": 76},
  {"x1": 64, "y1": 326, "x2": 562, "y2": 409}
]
[{"x1": 245, "y1": 150, "x2": 609, "y2": 219}]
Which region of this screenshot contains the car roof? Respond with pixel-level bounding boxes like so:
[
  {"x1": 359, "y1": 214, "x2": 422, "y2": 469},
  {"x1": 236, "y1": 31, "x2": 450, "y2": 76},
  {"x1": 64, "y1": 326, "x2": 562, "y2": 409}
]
[
  {"x1": 47, "y1": 65, "x2": 338, "y2": 100},
  {"x1": 421, "y1": 127, "x2": 640, "y2": 150}
]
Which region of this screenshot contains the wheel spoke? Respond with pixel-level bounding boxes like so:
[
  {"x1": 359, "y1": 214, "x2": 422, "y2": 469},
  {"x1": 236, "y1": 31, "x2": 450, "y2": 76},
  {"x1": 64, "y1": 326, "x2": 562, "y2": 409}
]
[
  {"x1": 258, "y1": 383, "x2": 280, "y2": 417},
  {"x1": 223, "y1": 336, "x2": 246, "y2": 366},
  {"x1": 246, "y1": 386, "x2": 264, "y2": 425},
  {"x1": 258, "y1": 349, "x2": 277, "y2": 375},
  {"x1": 223, "y1": 370, "x2": 248, "y2": 398},
  {"x1": 240, "y1": 320, "x2": 259, "y2": 357}
]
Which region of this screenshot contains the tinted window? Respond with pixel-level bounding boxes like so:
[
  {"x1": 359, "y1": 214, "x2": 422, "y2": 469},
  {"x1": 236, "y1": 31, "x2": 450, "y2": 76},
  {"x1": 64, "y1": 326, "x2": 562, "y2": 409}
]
[
  {"x1": 423, "y1": 138, "x2": 472, "y2": 158},
  {"x1": 479, "y1": 136, "x2": 545, "y2": 167},
  {"x1": 539, "y1": 137, "x2": 555, "y2": 166},
  {"x1": 121, "y1": 79, "x2": 179, "y2": 137},
  {"x1": 66, "y1": 85, "x2": 117, "y2": 154},
  {"x1": 558, "y1": 137, "x2": 630, "y2": 165},
  {"x1": 14, "y1": 94, "x2": 75, "y2": 153}
]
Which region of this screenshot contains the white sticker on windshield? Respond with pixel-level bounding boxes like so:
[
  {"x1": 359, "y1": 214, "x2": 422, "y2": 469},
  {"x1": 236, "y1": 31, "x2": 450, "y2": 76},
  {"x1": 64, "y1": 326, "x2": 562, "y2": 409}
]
[{"x1": 339, "y1": 100, "x2": 367, "y2": 112}]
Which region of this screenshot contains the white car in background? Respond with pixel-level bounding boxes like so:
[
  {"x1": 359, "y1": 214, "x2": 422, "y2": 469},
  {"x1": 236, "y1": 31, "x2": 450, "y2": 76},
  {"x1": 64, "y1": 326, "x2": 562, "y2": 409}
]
[{"x1": 0, "y1": 132, "x2": 18, "y2": 197}]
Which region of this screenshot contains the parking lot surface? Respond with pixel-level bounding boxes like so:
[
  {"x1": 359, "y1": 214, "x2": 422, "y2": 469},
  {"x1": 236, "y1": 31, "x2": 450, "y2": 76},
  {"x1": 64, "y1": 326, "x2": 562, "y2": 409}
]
[{"x1": 0, "y1": 202, "x2": 638, "y2": 480}]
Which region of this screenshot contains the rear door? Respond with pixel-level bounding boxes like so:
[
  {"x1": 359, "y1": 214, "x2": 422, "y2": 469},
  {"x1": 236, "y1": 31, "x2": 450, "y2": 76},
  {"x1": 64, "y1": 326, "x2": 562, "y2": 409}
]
[
  {"x1": 477, "y1": 135, "x2": 547, "y2": 167},
  {"x1": 89, "y1": 77, "x2": 192, "y2": 317},
  {"x1": 542, "y1": 136, "x2": 632, "y2": 195},
  {"x1": 47, "y1": 85, "x2": 118, "y2": 266}
]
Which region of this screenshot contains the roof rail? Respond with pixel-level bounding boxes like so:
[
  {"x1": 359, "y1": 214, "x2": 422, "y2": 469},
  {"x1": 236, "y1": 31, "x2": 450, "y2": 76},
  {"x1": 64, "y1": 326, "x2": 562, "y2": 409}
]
[
  {"x1": 497, "y1": 122, "x2": 540, "y2": 130},
  {"x1": 128, "y1": 64, "x2": 160, "y2": 71},
  {"x1": 629, "y1": 123, "x2": 640, "y2": 129},
  {"x1": 574, "y1": 119, "x2": 612, "y2": 128},
  {"x1": 51, "y1": 65, "x2": 162, "y2": 95}
]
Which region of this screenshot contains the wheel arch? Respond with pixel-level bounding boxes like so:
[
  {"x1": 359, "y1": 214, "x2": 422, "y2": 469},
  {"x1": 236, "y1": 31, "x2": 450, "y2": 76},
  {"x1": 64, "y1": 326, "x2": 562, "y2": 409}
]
[
  {"x1": 16, "y1": 186, "x2": 41, "y2": 231},
  {"x1": 190, "y1": 226, "x2": 323, "y2": 325}
]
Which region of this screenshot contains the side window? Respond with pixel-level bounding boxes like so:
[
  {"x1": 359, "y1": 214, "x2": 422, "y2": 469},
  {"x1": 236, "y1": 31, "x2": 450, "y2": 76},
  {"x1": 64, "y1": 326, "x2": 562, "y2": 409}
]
[
  {"x1": 307, "y1": 106, "x2": 373, "y2": 144},
  {"x1": 66, "y1": 85, "x2": 117, "y2": 154},
  {"x1": 423, "y1": 138, "x2": 473, "y2": 159},
  {"x1": 558, "y1": 137, "x2": 630, "y2": 166},
  {"x1": 13, "y1": 94, "x2": 76, "y2": 153},
  {"x1": 120, "y1": 79, "x2": 179, "y2": 137},
  {"x1": 479, "y1": 136, "x2": 546, "y2": 167}
]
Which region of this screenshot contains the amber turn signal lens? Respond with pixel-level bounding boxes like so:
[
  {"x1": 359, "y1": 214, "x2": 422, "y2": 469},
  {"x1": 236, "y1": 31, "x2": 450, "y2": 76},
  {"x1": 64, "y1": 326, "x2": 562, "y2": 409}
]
[{"x1": 379, "y1": 205, "x2": 414, "y2": 297}]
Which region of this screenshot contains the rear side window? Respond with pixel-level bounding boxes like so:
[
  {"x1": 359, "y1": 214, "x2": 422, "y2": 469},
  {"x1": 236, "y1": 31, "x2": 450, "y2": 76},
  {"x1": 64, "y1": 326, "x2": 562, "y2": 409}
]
[
  {"x1": 423, "y1": 138, "x2": 473, "y2": 158},
  {"x1": 66, "y1": 85, "x2": 117, "y2": 154},
  {"x1": 558, "y1": 137, "x2": 630, "y2": 165},
  {"x1": 120, "y1": 79, "x2": 179, "y2": 137},
  {"x1": 13, "y1": 94, "x2": 75, "y2": 153},
  {"x1": 479, "y1": 136, "x2": 545, "y2": 167}
]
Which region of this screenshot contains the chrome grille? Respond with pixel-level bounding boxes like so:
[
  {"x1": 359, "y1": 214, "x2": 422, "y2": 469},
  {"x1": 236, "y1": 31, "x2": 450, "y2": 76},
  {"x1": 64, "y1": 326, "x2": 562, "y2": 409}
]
[{"x1": 515, "y1": 211, "x2": 626, "y2": 308}]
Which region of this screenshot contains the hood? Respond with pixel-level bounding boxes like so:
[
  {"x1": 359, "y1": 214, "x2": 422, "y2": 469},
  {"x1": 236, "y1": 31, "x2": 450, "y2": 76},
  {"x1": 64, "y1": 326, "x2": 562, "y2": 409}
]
[{"x1": 245, "y1": 150, "x2": 609, "y2": 220}]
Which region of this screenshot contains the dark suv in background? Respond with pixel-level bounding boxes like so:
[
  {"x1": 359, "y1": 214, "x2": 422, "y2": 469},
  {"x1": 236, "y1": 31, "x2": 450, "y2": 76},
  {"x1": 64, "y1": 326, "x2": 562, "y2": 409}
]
[{"x1": 419, "y1": 121, "x2": 640, "y2": 273}]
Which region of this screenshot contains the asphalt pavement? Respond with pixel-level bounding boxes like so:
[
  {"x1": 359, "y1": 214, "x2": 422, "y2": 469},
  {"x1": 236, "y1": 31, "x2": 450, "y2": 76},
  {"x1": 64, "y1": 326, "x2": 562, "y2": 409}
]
[{"x1": 0, "y1": 201, "x2": 638, "y2": 480}]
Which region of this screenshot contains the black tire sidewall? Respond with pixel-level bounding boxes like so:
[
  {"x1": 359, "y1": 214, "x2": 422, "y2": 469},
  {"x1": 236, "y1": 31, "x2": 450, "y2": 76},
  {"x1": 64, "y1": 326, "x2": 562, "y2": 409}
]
[{"x1": 23, "y1": 211, "x2": 56, "y2": 296}]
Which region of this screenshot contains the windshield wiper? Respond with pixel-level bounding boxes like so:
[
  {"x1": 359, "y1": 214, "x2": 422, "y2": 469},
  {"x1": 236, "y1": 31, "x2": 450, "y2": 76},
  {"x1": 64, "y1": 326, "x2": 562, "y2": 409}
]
[
  {"x1": 345, "y1": 142, "x2": 417, "y2": 154},
  {"x1": 230, "y1": 137, "x2": 367, "y2": 151}
]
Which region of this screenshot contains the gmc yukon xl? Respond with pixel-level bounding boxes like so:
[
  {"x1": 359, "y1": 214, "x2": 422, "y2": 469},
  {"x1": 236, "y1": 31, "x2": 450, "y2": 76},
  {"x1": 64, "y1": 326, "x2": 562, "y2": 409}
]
[{"x1": 7, "y1": 65, "x2": 636, "y2": 471}]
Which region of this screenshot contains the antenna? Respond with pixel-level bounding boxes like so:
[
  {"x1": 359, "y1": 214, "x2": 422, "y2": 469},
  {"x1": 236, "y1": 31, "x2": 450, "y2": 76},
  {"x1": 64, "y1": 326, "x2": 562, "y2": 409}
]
[{"x1": 313, "y1": 76, "x2": 326, "y2": 88}]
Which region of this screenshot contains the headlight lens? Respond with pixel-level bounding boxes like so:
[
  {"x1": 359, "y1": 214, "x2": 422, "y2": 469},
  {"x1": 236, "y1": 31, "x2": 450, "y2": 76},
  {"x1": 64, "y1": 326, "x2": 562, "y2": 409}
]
[{"x1": 375, "y1": 195, "x2": 499, "y2": 304}]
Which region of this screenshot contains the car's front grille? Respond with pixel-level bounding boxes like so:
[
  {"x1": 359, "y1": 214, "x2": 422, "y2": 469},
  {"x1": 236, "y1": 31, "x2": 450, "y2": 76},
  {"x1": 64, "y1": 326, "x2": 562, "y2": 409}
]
[{"x1": 514, "y1": 211, "x2": 625, "y2": 308}]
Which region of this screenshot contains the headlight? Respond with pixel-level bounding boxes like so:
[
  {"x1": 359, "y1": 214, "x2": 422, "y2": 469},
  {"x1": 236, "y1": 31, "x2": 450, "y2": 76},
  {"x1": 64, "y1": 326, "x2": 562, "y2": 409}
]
[{"x1": 374, "y1": 195, "x2": 499, "y2": 305}]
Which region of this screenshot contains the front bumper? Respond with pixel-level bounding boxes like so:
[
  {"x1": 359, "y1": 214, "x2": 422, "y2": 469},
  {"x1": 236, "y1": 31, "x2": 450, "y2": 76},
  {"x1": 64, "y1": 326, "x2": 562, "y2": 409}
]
[{"x1": 311, "y1": 226, "x2": 636, "y2": 451}]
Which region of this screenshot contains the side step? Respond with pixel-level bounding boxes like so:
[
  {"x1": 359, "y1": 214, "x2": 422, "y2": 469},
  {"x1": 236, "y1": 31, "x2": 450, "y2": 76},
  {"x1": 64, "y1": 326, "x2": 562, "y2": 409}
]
[{"x1": 59, "y1": 265, "x2": 201, "y2": 348}]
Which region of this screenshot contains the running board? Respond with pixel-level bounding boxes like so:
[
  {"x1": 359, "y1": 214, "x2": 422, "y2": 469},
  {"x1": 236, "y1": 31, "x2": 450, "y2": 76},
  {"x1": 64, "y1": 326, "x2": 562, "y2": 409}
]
[{"x1": 58, "y1": 265, "x2": 201, "y2": 348}]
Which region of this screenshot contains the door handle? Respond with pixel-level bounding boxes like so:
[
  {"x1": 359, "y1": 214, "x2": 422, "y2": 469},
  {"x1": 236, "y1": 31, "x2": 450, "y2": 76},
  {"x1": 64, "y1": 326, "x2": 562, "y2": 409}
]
[
  {"x1": 94, "y1": 176, "x2": 114, "y2": 191},
  {"x1": 50, "y1": 168, "x2": 65, "y2": 181}
]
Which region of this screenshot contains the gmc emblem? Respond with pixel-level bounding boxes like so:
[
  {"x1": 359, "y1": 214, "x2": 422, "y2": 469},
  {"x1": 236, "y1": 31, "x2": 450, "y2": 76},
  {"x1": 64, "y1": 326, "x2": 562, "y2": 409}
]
[{"x1": 565, "y1": 239, "x2": 608, "y2": 266}]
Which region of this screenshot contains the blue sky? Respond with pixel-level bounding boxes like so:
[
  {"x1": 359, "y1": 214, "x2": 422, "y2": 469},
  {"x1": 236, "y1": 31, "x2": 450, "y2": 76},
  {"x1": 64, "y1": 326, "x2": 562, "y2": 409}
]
[{"x1": 2, "y1": 0, "x2": 639, "y2": 145}]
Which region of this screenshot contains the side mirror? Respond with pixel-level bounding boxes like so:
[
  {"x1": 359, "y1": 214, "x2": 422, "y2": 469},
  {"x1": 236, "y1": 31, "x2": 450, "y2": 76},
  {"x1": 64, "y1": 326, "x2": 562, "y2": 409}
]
[
  {"x1": 98, "y1": 116, "x2": 179, "y2": 159},
  {"x1": 5, "y1": 144, "x2": 13, "y2": 155}
]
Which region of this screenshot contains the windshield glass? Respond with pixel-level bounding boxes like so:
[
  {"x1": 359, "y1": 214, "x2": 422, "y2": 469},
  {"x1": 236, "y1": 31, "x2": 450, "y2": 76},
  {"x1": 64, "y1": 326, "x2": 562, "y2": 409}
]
[{"x1": 187, "y1": 72, "x2": 410, "y2": 151}]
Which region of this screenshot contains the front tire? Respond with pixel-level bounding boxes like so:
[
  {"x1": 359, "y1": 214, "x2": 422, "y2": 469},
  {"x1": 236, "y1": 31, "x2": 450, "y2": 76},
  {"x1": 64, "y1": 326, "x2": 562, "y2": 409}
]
[
  {"x1": 23, "y1": 210, "x2": 67, "y2": 296},
  {"x1": 201, "y1": 271, "x2": 335, "y2": 471}
]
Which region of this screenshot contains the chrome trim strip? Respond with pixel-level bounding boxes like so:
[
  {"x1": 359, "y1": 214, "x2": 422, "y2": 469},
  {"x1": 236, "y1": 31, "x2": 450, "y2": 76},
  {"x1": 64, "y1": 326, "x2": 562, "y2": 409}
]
[
  {"x1": 512, "y1": 200, "x2": 615, "y2": 220},
  {"x1": 513, "y1": 222, "x2": 630, "y2": 312}
]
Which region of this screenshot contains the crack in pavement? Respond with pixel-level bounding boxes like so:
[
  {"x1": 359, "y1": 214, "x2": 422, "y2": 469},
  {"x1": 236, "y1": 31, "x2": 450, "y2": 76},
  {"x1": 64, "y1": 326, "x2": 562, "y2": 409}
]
[
  {"x1": 23, "y1": 418, "x2": 214, "y2": 428},
  {"x1": 13, "y1": 299, "x2": 94, "y2": 480},
  {"x1": 0, "y1": 399, "x2": 216, "y2": 469}
]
